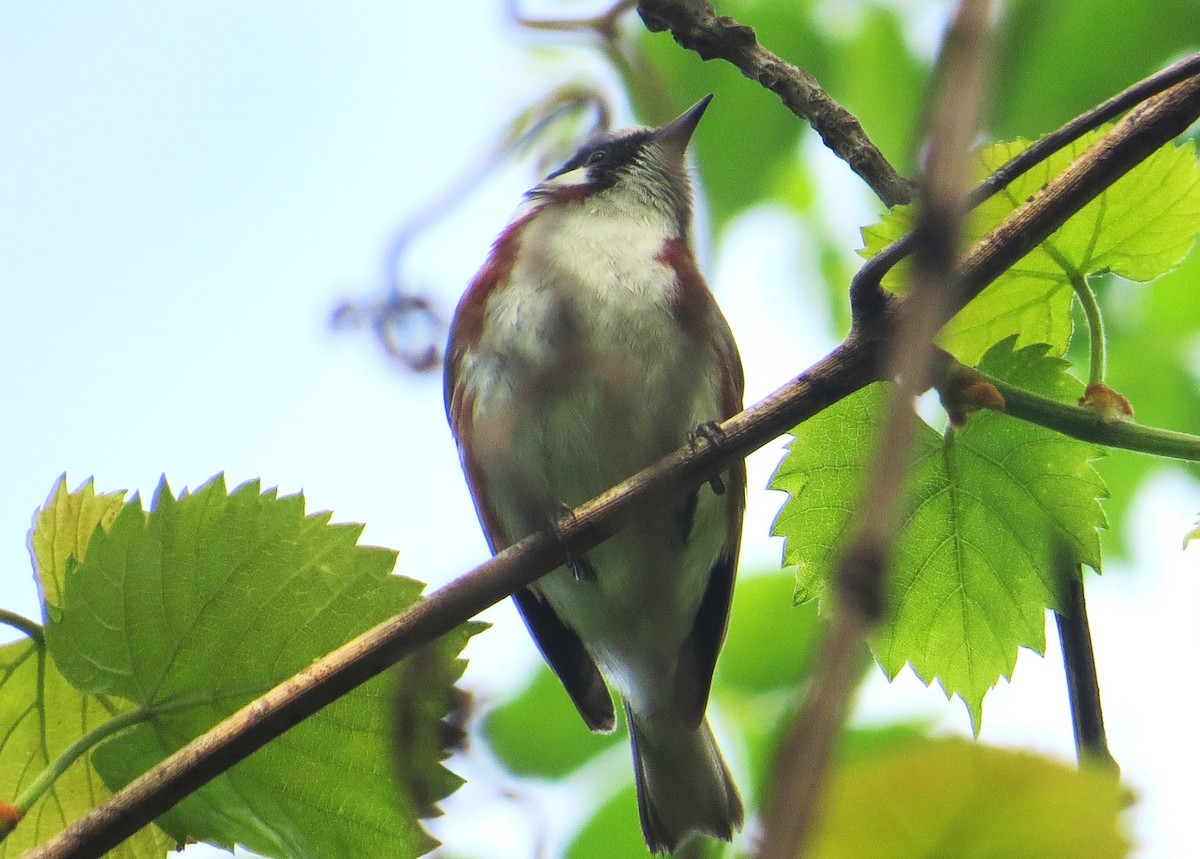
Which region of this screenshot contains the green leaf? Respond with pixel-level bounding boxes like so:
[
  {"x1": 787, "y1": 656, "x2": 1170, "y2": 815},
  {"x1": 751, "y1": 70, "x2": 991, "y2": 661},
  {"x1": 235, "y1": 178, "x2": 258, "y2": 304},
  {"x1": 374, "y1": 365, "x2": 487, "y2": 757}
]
[
  {"x1": 29, "y1": 475, "x2": 127, "y2": 617},
  {"x1": 860, "y1": 133, "x2": 1200, "y2": 364},
  {"x1": 484, "y1": 666, "x2": 622, "y2": 779},
  {"x1": 771, "y1": 339, "x2": 1107, "y2": 727},
  {"x1": 0, "y1": 640, "x2": 175, "y2": 858},
  {"x1": 43, "y1": 475, "x2": 480, "y2": 859},
  {"x1": 808, "y1": 737, "x2": 1130, "y2": 858},
  {"x1": 716, "y1": 571, "x2": 821, "y2": 695}
]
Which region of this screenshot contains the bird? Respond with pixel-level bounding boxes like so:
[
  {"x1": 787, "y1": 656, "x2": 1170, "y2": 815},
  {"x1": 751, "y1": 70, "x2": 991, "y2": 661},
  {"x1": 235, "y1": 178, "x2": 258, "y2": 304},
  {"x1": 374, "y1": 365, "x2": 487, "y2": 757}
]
[{"x1": 444, "y1": 94, "x2": 744, "y2": 854}]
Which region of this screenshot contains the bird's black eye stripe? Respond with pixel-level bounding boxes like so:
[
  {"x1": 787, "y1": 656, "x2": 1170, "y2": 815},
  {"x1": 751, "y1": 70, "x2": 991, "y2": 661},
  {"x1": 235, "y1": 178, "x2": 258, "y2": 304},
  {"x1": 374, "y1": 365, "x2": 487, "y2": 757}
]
[{"x1": 543, "y1": 129, "x2": 655, "y2": 182}]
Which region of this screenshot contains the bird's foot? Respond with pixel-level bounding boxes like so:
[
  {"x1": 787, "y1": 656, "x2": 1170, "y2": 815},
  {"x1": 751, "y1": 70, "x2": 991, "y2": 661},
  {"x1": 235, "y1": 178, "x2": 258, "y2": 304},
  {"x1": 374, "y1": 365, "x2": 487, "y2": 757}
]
[
  {"x1": 550, "y1": 502, "x2": 597, "y2": 582},
  {"x1": 688, "y1": 421, "x2": 728, "y2": 495}
]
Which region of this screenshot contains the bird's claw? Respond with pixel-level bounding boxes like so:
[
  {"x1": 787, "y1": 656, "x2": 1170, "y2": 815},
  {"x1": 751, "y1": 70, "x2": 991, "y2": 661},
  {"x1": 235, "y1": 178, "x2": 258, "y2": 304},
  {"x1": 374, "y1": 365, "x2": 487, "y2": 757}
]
[
  {"x1": 550, "y1": 502, "x2": 597, "y2": 582},
  {"x1": 688, "y1": 420, "x2": 727, "y2": 451},
  {"x1": 688, "y1": 421, "x2": 728, "y2": 495}
]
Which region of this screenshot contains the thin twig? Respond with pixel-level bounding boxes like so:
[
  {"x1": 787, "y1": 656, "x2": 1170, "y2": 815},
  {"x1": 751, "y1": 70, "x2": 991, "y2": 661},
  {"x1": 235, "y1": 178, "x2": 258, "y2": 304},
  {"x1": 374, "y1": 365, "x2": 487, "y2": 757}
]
[
  {"x1": 976, "y1": 51, "x2": 1200, "y2": 202},
  {"x1": 0, "y1": 609, "x2": 44, "y2": 647},
  {"x1": 636, "y1": 0, "x2": 915, "y2": 206},
  {"x1": 952, "y1": 74, "x2": 1200, "y2": 309},
  {"x1": 849, "y1": 50, "x2": 1200, "y2": 321},
  {"x1": 24, "y1": 57, "x2": 1200, "y2": 859},
  {"x1": 757, "y1": 3, "x2": 992, "y2": 855},
  {"x1": 1055, "y1": 565, "x2": 1118, "y2": 770}
]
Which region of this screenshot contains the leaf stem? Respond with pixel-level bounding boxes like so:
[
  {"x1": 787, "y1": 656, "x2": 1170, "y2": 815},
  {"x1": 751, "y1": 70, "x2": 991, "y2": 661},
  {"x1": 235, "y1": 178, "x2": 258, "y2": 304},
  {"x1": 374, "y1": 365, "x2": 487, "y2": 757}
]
[
  {"x1": 0, "y1": 609, "x2": 44, "y2": 648},
  {"x1": 1075, "y1": 277, "x2": 1107, "y2": 385},
  {"x1": 7, "y1": 706, "x2": 154, "y2": 826},
  {"x1": 1, "y1": 670, "x2": 217, "y2": 843},
  {"x1": 1043, "y1": 242, "x2": 1107, "y2": 384},
  {"x1": 986, "y1": 374, "x2": 1200, "y2": 460}
]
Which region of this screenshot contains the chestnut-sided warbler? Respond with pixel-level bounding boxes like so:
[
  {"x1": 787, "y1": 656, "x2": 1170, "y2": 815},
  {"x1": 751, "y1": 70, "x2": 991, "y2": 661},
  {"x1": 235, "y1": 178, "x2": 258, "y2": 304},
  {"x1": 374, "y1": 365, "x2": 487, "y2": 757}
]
[{"x1": 444, "y1": 95, "x2": 744, "y2": 854}]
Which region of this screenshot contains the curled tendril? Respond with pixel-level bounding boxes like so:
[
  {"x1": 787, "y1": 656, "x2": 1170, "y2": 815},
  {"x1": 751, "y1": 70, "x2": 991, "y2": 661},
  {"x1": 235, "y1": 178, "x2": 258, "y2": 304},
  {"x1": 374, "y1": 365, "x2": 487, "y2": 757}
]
[{"x1": 332, "y1": 84, "x2": 613, "y2": 373}]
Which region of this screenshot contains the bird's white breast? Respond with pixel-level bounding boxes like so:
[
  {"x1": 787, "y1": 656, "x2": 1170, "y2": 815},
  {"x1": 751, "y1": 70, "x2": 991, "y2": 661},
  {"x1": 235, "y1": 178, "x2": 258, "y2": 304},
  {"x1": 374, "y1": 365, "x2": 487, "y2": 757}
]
[
  {"x1": 483, "y1": 203, "x2": 681, "y2": 367},
  {"x1": 459, "y1": 200, "x2": 729, "y2": 708}
]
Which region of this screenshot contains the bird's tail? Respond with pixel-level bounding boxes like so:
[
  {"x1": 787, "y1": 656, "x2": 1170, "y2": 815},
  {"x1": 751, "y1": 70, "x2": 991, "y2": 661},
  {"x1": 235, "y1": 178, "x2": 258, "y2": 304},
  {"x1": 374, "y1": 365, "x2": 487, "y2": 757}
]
[{"x1": 625, "y1": 702, "x2": 743, "y2": 855}]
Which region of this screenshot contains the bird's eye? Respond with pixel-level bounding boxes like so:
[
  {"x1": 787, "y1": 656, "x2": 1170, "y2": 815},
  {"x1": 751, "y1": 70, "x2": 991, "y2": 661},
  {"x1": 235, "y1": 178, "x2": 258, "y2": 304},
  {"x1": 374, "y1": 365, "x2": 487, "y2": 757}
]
[{"x1": 586, "y1": 150, "x2": 608, "y2": 166}]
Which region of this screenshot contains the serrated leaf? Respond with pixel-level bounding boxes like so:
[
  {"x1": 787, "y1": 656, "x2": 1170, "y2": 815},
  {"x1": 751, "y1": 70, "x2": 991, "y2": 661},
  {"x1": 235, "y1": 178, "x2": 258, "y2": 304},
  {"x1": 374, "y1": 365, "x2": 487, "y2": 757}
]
[
  {"x1": 42, "y1": 475, "x2": 480, "y2": 859},
  {"x1": 28, "y1": 475, "x2": 127, "y2": 617},
  {"x1": 0, "y1": 640, "x2": 175, "y2": 858},
  {"x1": 860, "y1": 132, "x2": 1200, "y2": 363},
  {"x1": 808, "y1": 737, "x2": 1130, "y2": 858},
  {"x1": 484, "y1": 667, "x2": 621, "y2": 779},
  {"x1": 771, "y1": 339, "x2": 1106, "y2": 727}
]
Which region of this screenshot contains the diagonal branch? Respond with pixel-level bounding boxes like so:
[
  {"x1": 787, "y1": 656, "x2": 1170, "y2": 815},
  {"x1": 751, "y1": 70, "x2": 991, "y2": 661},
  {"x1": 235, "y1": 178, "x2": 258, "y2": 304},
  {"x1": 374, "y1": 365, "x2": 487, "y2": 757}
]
[
  {"x1": 25, "y1": 59, "x2": 1200, "y2": 859},
  {"x1": 636, "y1": 0, "x2": 916, "y2": 206}
]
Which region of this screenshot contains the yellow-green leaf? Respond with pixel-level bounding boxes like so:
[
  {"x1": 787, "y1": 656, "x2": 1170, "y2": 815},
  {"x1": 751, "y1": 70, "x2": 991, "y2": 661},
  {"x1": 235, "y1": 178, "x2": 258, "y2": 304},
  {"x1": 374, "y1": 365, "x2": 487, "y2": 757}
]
[
  {"x1": 0, "y1": 640, "x2": 174, "y2": 858},
  {"x1": 771, "y1": 339, "x2": 1107, "y2": 728},
  {"x1": 809, "y1": 738, "x2": 1130, "y2": 858},
  {"x1": 860, "y1": 132, "x2": 1200, "y2": 363},
  {"x1": 29, "y1": 476, "x2": 127, "y2": 615},
  {"x1": 42, "y1": 475, "x2": 481, "y2": 859}
]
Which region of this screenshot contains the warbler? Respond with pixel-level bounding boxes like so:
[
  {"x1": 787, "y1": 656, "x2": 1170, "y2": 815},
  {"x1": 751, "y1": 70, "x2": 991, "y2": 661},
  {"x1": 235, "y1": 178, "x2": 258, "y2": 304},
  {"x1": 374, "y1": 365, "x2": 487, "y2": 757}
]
[{"x1": 444, "y1": 95, "x2": 744, "y2": 853}]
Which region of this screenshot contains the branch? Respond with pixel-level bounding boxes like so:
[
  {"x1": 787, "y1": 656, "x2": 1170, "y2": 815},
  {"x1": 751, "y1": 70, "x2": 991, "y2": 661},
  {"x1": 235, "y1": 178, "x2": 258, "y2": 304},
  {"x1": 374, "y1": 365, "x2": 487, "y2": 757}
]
[
  {"x1": 27, "y1": 53, "x2": 1200, "y2": 859},
  {"x1": 950, "y1": 75, "x2": 1200, "y2": 314},
  {"x1": 1055, "y1": 564, "x2": 1118, "y2": 770},
  {"x1": 636, "y1": 0, "x2": 916, "y2": 206},
  {"x1": 976, "y1": 52, "x2": 1200, "y2": 202},
  {"x1": 757, "y1": 2, "x2": 992, "y2": 855},
  {"x1": 22, "y1": 336, "x2": 884, "y2": 859}
]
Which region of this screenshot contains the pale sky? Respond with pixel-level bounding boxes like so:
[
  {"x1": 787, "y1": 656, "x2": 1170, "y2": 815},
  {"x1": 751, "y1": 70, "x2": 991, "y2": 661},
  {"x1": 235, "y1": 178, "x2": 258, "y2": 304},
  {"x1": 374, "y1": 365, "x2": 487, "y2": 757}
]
[{"x1": 1, "y1": 3, "x2": 1197, "y2": 857}]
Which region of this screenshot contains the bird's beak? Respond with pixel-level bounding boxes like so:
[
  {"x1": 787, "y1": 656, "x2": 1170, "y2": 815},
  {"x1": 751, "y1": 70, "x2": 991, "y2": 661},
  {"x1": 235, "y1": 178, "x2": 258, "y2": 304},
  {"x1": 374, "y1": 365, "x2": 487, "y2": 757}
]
[{"x1": 652, "y1": 94, "x2": 713, "y2": 165}]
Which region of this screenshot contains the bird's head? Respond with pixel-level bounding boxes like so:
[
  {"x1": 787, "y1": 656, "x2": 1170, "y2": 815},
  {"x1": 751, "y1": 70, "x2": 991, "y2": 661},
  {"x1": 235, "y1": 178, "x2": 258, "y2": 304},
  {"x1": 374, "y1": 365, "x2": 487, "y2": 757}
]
[{"x1": 526, "y1": 94, "x2": 712, "y2": 236}]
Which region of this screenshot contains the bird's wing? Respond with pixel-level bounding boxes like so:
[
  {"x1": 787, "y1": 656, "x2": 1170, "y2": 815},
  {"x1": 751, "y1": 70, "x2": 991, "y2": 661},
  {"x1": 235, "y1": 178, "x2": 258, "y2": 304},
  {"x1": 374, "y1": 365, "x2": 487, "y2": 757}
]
[
  {"x1": 661, "y1": 245, "x2": 747, "y2": 728},
  {"x1": 445, "y1": 266, "x2": 616, "y2": 734}
]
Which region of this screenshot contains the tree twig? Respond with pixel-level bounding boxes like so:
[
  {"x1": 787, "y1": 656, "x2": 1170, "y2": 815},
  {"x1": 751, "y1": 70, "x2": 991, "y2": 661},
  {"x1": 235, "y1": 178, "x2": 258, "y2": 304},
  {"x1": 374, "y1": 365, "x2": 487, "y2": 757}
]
[
  {"x1": 1055, "y1": 563, "x2": 1118, "y2": 770},
  {"x1": 23, "y1": 52, "x2": 1200, "y2": 859},
  {"x1": 636, "y1": 0, "x2": 916, "y2": 206},
  {"x1": 849, "y1": 50, "x2": 1200, "y2": 321},
  {"x1": 757, "y1": 3, "x2": 992, "y2": 855},
  {"x1": 0, "y1": 609, "x2": 44, "y2": 647}
]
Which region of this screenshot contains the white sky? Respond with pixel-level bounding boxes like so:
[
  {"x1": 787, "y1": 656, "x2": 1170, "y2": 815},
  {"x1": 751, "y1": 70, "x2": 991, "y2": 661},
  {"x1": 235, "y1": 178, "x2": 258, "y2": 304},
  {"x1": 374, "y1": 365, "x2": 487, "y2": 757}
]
[{"x1": 1, "y1": 3, "x2": 1197, "y2": 857}]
